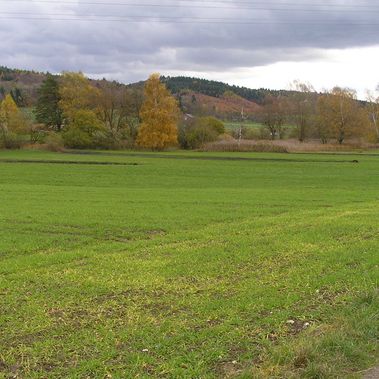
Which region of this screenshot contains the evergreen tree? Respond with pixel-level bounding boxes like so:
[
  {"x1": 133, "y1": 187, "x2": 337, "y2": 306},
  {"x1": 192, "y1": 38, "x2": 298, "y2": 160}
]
[
  {"x1": 10, "y1": 88, "x2": 25, "y2": 107},
  {"x1": 35, "y1": 74, "x2": 63, "y2": 131}
]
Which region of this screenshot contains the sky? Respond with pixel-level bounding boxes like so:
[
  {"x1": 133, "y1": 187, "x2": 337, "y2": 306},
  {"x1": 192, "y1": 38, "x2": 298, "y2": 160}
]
[{"x1": 1, "y1": 0, "x2": 378, "y2": 98}]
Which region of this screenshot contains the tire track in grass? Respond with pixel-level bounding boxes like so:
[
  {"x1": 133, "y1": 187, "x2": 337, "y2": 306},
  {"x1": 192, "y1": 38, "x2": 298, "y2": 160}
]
[
  {"x1": 65, "y1": 150, "x2": 360, "y2": 164},
  {"x1": 0, "y1": 159, "x2": 139, "y2": 166}
]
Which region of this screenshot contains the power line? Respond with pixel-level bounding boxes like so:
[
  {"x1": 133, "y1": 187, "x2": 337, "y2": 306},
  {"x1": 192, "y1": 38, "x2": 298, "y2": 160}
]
[
  {"x1": 1, "y1": 11, "x2": 379, "y2": 22},
  {"x1": 0, "y1": 11, "x2": 376, "y2": 19},
  {"x1": 2, "y1": 0, "x2": 379, "y2": 11},
  {"x1": 0, "y1": 14, "x2": 378, "y2": 25}
]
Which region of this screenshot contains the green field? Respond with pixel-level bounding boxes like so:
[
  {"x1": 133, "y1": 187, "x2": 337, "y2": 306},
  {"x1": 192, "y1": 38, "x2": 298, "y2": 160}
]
[
  {"x1": 0, "y1": 150, "x2": 378, "y2": 378},
  {"x1": 224, "y1": 121, "x2": 263, "y2": 130}
]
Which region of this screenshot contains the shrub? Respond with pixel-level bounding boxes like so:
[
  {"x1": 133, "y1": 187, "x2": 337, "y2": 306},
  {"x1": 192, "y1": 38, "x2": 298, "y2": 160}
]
[
  {"x1": 198, "y1": 116, "x2": 225, "y2": 134},
  {"x1": 0, "y1": 132, "x2": 24, "y2": 149},
  {"x1": 182, "y1": 116, "x2": 226, "y2": 149},
  {"x1": 62, "y1": 110, "x2": 105, "y2": 149},
  {"x1": 45, "y1": 132, "x2": 65, "y2": 152},
  {"x1": 29, "y1": 123, "x2": 48, "y2": 144},
  {"x1": 186, "y1": 124, "x2": 219, "y2": 149}
]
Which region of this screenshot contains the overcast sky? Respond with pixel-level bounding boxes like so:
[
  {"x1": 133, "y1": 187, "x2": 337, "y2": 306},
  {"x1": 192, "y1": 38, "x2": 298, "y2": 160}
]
[{"x1": 1, "y1": 0, "x2": 378, "y2": 97}]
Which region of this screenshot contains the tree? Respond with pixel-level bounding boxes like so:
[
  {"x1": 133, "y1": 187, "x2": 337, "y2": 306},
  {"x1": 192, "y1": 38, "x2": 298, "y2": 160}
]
[
  {"x1": 137, "y1": 73, "x2": 179, "y2": 150},
  {"x1": 95, "y1": 84, "x2": 143, "y2": 143},
  {"x1": 0, "y1": 94, "x2": 18, "y2": 121},
  {"x1": 259, "y1": 96, "x2": 286, "y2": 140},
  {"x1": 314, "y1": 102, "x2": 332, "y2": 144},
  {"x1": 288, "y1": 81, "x2": 316, "y2": 142},
  {"x1": 317, "y1": 87, "x2": 365, "y2": 144},
  {"x1": 35, "y1": 74, "x2": 64, "y2": 131},
  {"x1": 59, "y1": 72, "x2": 99, "y2": 122},
  {"x1": 365, "y1": 89, "x2": 379, "y2": 142},
  {"x1": 96, "y1": 84, "x2": 128, "y2": 137},
  {"x1": 0, "y1": 94, "x2": 27, "y2": 148},
  {"x1": 10, "y1": 88, "x2": 26, "y2": 107}
]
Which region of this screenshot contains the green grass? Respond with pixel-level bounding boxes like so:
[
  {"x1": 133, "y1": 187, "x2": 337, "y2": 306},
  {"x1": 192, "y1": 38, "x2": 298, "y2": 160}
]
[
  {"x1": 0, "y1": 149, "x2": 378, "y2": 378},
  {"x1": 224, "y1": 121, "x2": 263, "y2": 130},
  {"x1": 224, "y1": 121, "x2": 294, "y2": 131}
]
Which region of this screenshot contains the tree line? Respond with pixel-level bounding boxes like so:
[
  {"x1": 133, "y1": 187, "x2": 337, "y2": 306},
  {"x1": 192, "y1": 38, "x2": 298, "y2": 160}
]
[
  {"x1": 255, "y1": 82, "x2": 378, "y2": 144},
  {"x1": 0, "y1": 72, "x2": 378, "y2": 151},
  {"x1": 0, "y1": 72, "x2": 182, "y2": 150}
]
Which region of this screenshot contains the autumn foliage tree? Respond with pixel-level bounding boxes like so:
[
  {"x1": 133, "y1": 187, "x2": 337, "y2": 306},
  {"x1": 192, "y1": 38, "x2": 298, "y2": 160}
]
[
  {"x1": 59, "y1": 72, "x2": 100, "y2": 122},
  {"x1": 0, "y1": 94, "x2": 31, "y2": 148},
  {"x1": 317, "y1": 87, "x2": 366, "y2": 144},
  {"x1": 137, "y1": 74, "x2": 179, "y2": 150},
  {"x1": 62, "y1": 109, "x2": 105, "y2": 149}
]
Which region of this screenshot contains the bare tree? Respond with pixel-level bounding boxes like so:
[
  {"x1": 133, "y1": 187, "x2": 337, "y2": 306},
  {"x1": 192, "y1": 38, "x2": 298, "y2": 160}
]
[
  {"x1": 259, "y1": 96, "x2": 286, "y2": 140},
  {"x1": 365, "y1": 89, "x2": 379, "y2": 141},
  {"x1": 288, "y1": 80, "x2": 316, "y2": 142},
  {"x1": 96, "y1": 83, "x2": 143, "y2": 141}
]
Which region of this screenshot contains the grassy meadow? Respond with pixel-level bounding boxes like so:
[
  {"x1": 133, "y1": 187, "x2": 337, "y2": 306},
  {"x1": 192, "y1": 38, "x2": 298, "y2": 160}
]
[
  {"x1": 0, "y1": 149, "x2": 378, "y2": 378},
  {"x1": 224, "y1": 121, "x2": 264, "y2": 131}
]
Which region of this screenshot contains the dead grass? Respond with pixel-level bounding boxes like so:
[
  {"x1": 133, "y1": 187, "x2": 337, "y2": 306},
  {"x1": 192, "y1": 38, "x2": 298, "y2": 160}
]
[
  {"x1": 203, "y1": 138, "x2": 379, "y2": 153},
  {"x1": 202, "y1": 140, "x2": 289, "y2": 153}
]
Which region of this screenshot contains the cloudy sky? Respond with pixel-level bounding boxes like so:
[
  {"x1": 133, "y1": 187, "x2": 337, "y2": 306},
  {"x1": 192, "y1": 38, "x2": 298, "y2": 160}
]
[{"x1": 1, "y1": 0, "x2": 378, "y2": 97}]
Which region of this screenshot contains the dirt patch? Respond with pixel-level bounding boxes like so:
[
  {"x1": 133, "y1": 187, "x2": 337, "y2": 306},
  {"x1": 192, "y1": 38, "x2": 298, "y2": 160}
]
[
  {"x1": 216, "y1": 361, "x2": 244, "y2": 378},
  {"x1": 286, "y1": 319, "x2": 312, "y2": 335},
  {"x1": 364, "y1": 365, "x2": 379, "y2": 379}
]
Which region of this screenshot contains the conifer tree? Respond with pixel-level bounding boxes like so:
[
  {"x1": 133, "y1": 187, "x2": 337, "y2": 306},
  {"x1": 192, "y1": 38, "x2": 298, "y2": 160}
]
[{"x1": 35, "y1": 74, "x2": 63, "y2": 131}]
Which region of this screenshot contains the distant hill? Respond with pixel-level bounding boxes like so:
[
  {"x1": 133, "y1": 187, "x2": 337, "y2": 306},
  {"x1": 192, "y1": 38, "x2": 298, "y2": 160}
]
[
  {"x1": 177, "y1": 90, "x2": 261, "y2": 120},
  {"x1": 161, "y1": 76, "x2": 292, "y2": 104},
  {"x1": 0, "y1": 66, "x2": 290, "y2": 120},
  {"x1": 0, "y1": 66, "x2": 46, "y2": 106}
]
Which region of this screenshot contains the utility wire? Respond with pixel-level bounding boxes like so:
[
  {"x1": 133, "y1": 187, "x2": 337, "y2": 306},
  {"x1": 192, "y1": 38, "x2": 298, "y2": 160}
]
[
  {"x1": 2, "y1": 0, "x2": 379, "y2": 11},
  {"x1": 0, "y1": 14, "x2": 378, "y2": 25},
  {"x1": 1, "y1": 11, "x2": 379, "y2": 22}
]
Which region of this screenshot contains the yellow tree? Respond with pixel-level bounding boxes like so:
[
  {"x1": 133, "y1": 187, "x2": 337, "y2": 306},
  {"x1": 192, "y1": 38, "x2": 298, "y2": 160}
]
[
  {"x1": 59, "y1": 72, "x2": 100, "y2": 122},
  {"x1": 0, "y1": 94, "x2": 18, "y2": 121},
  {"x1": 137, "y1": 73, "x2": 179, "y2": 150},
  {"x1": 0, "y1": 94, "x2": 19, "y2": 137},
  {"x1": 0, "y1": 94, "x2": 30, "y2": 147}
]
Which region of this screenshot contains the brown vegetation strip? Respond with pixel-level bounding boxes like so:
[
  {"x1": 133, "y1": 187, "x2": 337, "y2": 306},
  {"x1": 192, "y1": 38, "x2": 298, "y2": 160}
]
[
  {"x1": 66, "y1": 151, "x2": 359, "y2": 164},
  {"x1": 0, "y1": 159, "x2": 139, "y2": 166}
]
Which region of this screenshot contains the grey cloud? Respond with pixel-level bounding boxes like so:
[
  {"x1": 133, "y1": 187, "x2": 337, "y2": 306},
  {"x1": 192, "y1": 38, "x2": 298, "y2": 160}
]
[{"x1": 1, "y1": 0, "x2": 378, "y2": 82}]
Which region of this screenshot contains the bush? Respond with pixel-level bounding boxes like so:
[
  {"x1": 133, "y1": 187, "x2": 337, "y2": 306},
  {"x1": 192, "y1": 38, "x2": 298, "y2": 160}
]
[
  {"x1": 186, "y1": 124, "x2": 219, "y2": 149},
  {"x1": 29, "y1": 123, "x2": 48, "y2": 144},
  {"x1": 0, "y1": 132, "x2": 24, "y2": 149},
  {"x1": 181, "y1": 116, "x2": 226, "y2": 149},
  {"x1": 45, "y1": 132, "x2": 64, "y2": 152},
  {"x1": 62, "y1": 110, "x2": 105, "y2": 149},
  {"x1": 198, "y1": 116, "x2": 225, "y2": 134}
]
